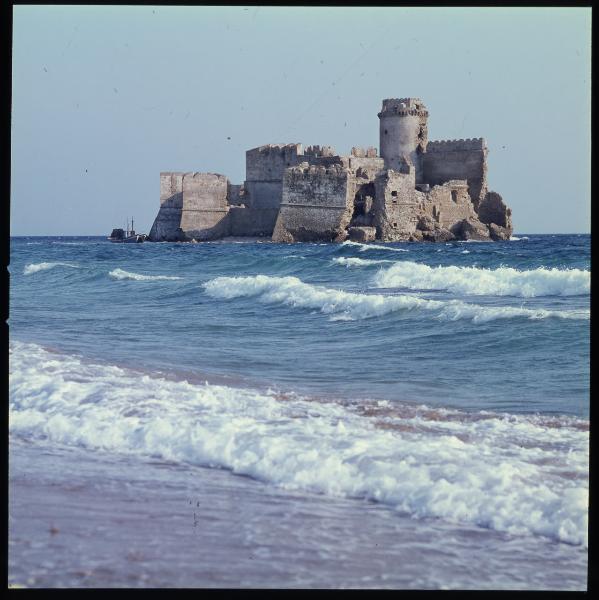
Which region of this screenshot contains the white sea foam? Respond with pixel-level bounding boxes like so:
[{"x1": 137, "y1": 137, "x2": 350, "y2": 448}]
[
  {"x1": 203, "y1": 275, "x2": 587, "y2": 322},
  {"x1": 108, "y1": 268, "x2": 182, "y2": 281},
  {"x1": 8, "y1": 340, "x2": 589, "y2": 546},
  {"x1": 332, "y1": 257, "x2": 394, "y2": 267},
  {"x1": 341, "y1": 240, "x2": 409, "y2": 252},
  {"x1": 373, "y1": 262, "x2": 590, "y2": 298},
  {"x1": 23, "y1": 262, "x2": 79, "y2": 275}
]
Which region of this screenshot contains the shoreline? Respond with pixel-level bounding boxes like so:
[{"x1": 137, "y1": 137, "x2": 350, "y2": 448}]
[
  {"x1": 9, "y1": 437, "x2": 587, "y2": 589},
  {"x1": 9, "y1": 337, "x2": 590, "y2": 426}
]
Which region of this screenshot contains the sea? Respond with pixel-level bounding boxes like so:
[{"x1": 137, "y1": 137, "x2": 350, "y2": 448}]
[{"x1": 8, "y1": 234, "x2": 590, "y2": 589}]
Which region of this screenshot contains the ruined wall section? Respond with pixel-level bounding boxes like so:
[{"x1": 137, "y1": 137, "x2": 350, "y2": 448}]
[
  {"x1": 422, "y1": 138, "x2": 488, "y2": 209},
  {"x1": 422, "y1": 180, "x2": 477, "y2": 229},
  {"x1": 347, "y1": 156, "x2": 385, "y2": 174},
  {"x1": 272, "y1": 164, "x2": 353, "y2": 242},
  {"x1": 226, "y1": 182, "x2": 245, "y2": 206},
  {"x1": 372, "y1": 167, "x2": 422, "y2": 241},
  {"x1": 148, "y1": 173, "x2": 185, "y2": 241}
]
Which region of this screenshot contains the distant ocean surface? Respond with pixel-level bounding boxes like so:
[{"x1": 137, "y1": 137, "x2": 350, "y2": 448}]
[{"x1": 9, "y1": 234, "x2": 590, "y2": 589}]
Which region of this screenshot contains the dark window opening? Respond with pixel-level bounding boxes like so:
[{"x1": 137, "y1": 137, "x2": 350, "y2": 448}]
[
  {"x1": 451, "y1": 190, "x2": 458, "y2": 203},
  {"x1": 351, "y1": 182, "x2": 376, "y2": 225},
  {"x1": 392, "y1": 222, "x2": 398, "y2": 228},
  {"x1": 384, "y1": 129, "x2": 388, "y2": 135},
  {"x1": 391, "y1": 191, "x2": 397, "y2": 197}
]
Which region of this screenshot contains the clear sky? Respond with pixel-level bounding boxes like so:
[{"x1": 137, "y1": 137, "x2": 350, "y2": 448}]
[{"x1": 11, "y1": 6, "x2": 591, "y2": 235}]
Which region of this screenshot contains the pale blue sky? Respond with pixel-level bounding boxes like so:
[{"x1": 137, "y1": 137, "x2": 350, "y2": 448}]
[{"x1": 11, "y1": 6, "x2": 591, "y2": 235}]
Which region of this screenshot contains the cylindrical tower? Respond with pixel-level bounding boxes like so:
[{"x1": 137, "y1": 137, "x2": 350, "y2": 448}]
[{"x1": 378, "y1": 98, "x2": 428, "y2": 182}]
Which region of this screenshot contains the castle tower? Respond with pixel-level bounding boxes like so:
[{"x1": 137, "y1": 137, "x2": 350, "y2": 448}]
[{"x1": 378, "y1": 98, "x2": 429, "y2": 182}]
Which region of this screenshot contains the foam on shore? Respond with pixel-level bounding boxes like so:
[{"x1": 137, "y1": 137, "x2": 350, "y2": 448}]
[{"x1": 9, "y1": 340, "x2": 588, "y2": 547}]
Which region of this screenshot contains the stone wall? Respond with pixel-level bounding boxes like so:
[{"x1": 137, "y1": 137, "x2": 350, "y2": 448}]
[
  {"x1": 229, "y1": 206, "x2": 279, "y2": 237},
  {"x1": 422, "y1": 138, "x2": 488, "y2": 208},
  {"x1": 178, "y1": 173, "x2": 230, "y2": 241},
  {"x1": 244, "y1": 144, "x2": 304, "y2": 210},
  {"x1": 272, "y1": 164, "x2": 353, "y2": 242},
  {"x1": 347, "y1": 156, "x2": 385, "y2": 174},
  {"x1": 422, "y1": 180, "x2": 477, "y2": 229},
  {"x1": 149, "y1": 172, "x2": 231, "y2": 241},
  {"x1": 372, "y1": 168, "x2": 421, "y2": 241},
  {"x1": 149, "y1": 173, "x2": 185, "y2": 241},
  {"x1": 227, "y1": 183, "x2": 245, "y2": 206}
]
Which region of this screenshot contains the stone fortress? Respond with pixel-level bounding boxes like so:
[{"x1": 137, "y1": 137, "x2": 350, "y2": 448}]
[{"x1": 149, "y1": 98, "x2": 513, "y2": 243}]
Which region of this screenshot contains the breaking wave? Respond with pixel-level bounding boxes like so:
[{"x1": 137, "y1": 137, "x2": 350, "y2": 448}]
[
  {"x1": 203, "y1": 275, "x2": 588, "y2": 322},
  {"x1": 341, "y1": 241, "x2": 409, "y2": 252},
  {"x1": 9, "y1": 340, "x2": 588, "y2": 547},
  {"x1": 332, "y1": 257, "x2": 393, "y2": 267},
  {"x1": 373, "y1": 262, "x2": 590, "y2": 298},
  {"x1": 108, "y1": 268, "x2": 183, "y2": 281},
  {"x1": 23, "y1": 262, "x2": 79, "y2": 275}
]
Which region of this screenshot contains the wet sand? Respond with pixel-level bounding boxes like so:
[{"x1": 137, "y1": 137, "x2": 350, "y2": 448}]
[{"x1": 9, "y1": 437, "x2": 587, "y2": 589}]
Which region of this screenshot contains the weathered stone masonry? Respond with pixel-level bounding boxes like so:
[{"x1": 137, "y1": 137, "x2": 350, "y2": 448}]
[{"x1": 148, "y1": 98, "x2": 512, "y2": 242}]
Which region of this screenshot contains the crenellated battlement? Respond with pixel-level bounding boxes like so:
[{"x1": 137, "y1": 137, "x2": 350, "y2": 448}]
[
  {"x1": 351, "y1": 147, "x2": 378, "y2": 158},
  {"x1": 184, "y1": 172, "x2": 228, "y2": 180},
  {"x1": 426, "y1": 138, "x2": 487, "y2": 152},
  {"x1": 289, "y1": 162, "x2": 346, "y2": 176},
  {"x1": 304, "y1": 145, "x2": 336, "y2": 157},
  {"x1": 250, "y1": 143, "x2": 303, "y2": 155},
  {"x1": 378, "y1": 98, "x2": 428, "y2": 119}
]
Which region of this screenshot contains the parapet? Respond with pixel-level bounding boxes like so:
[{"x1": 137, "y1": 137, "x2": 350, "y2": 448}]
[
  {"x1": 305, "y1": 145, "x2": 336, "y2": 157},
  {"x1": 426, "y1": 138, "x2": 487, "y2": 152},
  {"x1": 183, "y1": 172, "x2": 228, "y2": 181},
  {"x1": 351, "y1": 147, "x2": 378, "y2": 158},
  {"x1": 248, "y1": 143, "x2": 303, "y2": 156},
  {"x1": 378, "y1": 98, "x2": 428, "y2": 118},
  {"x1": 288, "y1": 162, "x2": 347, "y2": 176}
]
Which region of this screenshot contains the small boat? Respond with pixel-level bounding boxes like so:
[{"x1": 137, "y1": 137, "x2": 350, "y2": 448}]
[{"x1": 108, "y1": 218, "x2": 147, "y2": 243}]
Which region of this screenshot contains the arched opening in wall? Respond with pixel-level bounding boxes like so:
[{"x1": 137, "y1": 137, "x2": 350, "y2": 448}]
[
  {"x1": 350, "y1": 183, "x2": 376, "y2": 227},
  {"x1": 451, "y1": 190, "x2": 458, "y2": 203}
]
